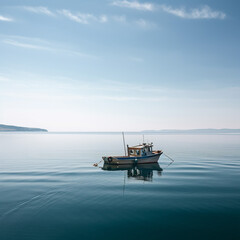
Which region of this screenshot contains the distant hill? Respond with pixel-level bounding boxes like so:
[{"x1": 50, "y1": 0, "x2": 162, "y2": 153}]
[
  {"x1": 0, "y1": 124, "x2": 48, "y2": 132},
  {"x1": 141, "y1": 129, "x2": 240, "y2": 134}
]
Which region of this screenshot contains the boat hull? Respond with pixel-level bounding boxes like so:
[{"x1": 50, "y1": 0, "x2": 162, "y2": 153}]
[{"x1": 102, "y1": 152, "x2": 162, "y2": 165}]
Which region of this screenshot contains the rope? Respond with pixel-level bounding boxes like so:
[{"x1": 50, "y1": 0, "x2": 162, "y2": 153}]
[
  {"x1": 163, "y1": 152, "x2": 175, "y2": 162},
  {"x1": 162, "y1": 160, "x2": 174, "y2": 170}
]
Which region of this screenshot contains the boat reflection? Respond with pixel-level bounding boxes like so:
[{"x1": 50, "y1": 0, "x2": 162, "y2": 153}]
[{"x1": 102, "y1": 163, "x2": 163, "y2": 182}]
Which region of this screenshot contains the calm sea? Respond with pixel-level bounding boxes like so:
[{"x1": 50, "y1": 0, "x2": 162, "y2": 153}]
[{"x1": 0, "y1": 133, "x2": 240, "y2": 240}]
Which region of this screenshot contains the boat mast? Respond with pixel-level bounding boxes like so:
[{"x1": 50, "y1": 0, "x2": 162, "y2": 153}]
[{"x1": 122, "y1": 132, "x2": 127, "y2": 156}]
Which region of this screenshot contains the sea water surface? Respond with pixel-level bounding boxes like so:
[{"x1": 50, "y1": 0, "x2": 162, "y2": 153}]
[{"x1": 0, "y1": 133, "x2": 240, "y2": 240}]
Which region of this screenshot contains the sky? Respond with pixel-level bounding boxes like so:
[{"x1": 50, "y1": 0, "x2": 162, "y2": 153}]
[{"x1": 0, "y1": 0, "x2": 240, "y2": 131}]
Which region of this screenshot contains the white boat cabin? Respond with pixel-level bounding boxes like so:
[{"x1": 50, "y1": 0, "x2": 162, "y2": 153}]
[{"x1": 127, "y1": 143, "x2": 153, "y2": 157}]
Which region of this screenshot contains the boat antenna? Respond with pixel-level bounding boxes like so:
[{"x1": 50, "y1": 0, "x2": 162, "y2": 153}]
[{"x1": 122, "y1": 132, "x2": 127, "y2": 156}]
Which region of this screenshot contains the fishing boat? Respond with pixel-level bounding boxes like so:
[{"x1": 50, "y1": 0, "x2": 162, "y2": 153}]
[{"x1": 102, "y1": 142, "x2": 163, "y2": 165}]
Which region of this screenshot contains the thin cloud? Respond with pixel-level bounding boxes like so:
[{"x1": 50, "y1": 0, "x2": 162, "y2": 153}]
[
  {"x1": 23, "y1": 6, "x2": 55, "y2": 16},
  {"x1": 58, "y1": 9, "x2": 108, "y2": 24},
  {"x1": 3, "y1": 39, "x2": 51, "y2": 50},
  {"x1": 98, "y1": 95, "x2": 166, "y2": 102},
  {"x1": 112, "y1": 15, "x2": 126, "y2": 23},
  {"x1": 58, "y1": 10, "x2": 89, "y2": 24},
  {"x1": 22, "y1": 6, "x2": 108, "y2": 24},
  {"x1": 160, "y1": 5, "x2": 226, "y2": 19},
  {"x1": 100, "y1": 15, "x2": 108, "y2": 23},
  {"x1": 135, "y1": 18, "x2": 156, "y2": 29},
  {"x1": 0, "y1": 15, "x2": 14, "y2": 22},
  {"x1": 112, "y1": 0, "x2": 154, "y2": 11},
  {"x1": 2, "y1": 36, "x2": 98, "y2": 59}
]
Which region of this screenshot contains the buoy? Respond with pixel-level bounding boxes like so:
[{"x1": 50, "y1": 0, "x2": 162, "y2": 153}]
[{"x1": 93, "y1": 159, "x2": 103, "y2": 167}]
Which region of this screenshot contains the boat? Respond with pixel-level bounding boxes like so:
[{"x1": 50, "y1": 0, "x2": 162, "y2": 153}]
[
  {"x1": 102, "y1": 142, "x2": 163, "y2": 165},
  {"x1": 102, "y1": 162, "x2": 163, "y2": 182}
]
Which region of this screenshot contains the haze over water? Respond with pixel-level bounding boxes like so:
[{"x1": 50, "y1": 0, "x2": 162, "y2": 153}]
[{"x1": 0, "y1": 133, "x2": 240, "y2": 240}]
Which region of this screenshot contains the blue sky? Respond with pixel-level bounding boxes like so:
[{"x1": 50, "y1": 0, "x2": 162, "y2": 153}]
[{"x1": 0, "y1": 0, "x2": 240, "y2": 131}]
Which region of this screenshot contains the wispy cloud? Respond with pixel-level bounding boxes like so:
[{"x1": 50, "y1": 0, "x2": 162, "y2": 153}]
[
  {"x1": 22, "y1": 6, "x2": 108, "y2": 24},
  {"x1": 58, "y1": 9, "x2": 108, "y2": 24},
  {"x1": 112, "y1": 15, "x2": 126, "y2": 23},
  {"x1": 135, "y1": 18, "x2": 156, "y2": 29},
  {"x1": 112, "y1": 0, "x2": 154, "y2": 11},
  {"x1": 23, "y1": 6, "x2": 55, "y2": 16},
  {"x1": 2, "y1": 72, "x2": 239, "y2": 105},
  {"x1": 3, "y1": 39, "x2": 51, "y2": 50},
  {"x1": 100, "y1": 15, "x2": 108, "y2": 23},
  {"x1": 19, "y1": 5, "x2": 154, "y2": 28},
  {"x1": 160, "y1": 5, "x2": 226, "y2": 19},
  {"x1": 0, "y1": 91, "x2": 167, "y2": 103},
  {"x1": 2, "y1": 36, "x2": 98, "y2": 59},
  {"x1": 0, "y1": 15, "x2": 13, "y2": 22},
  {"x1": 96, "y1": 95, "x2": 166, "y2": 102}
]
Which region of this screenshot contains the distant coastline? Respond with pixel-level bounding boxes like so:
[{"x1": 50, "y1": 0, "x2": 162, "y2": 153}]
[
  {"x1": 0, "y1": 125, "x2": 239, "y2": 134},
  {"x1": 45, "y1": 129, "x2": 240, "y2": 135},
  {"x1": 0, "y1": 124, "x2": 48, "y2": 132},
  {"x1": 141, "y1": 129, "x2": 240, "y2": 134},
  {"x1": 50, "y1": 129, "x2": 239, "y2": 134}
]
